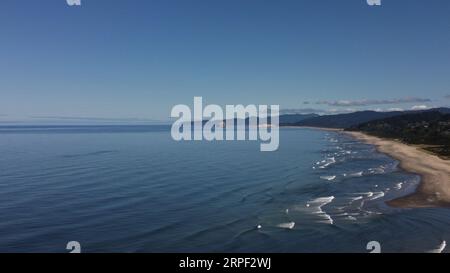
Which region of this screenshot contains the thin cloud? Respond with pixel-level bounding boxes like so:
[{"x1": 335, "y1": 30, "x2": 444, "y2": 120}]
[
  {"x1": 386, "y1": 108, "x2": 404, "y2": 112},
  {"x1": 280, "y1": 108, "x2": 355, "y2": 115},
  {"x1": 445, "y1": 95, "x2": 450, "y2": 99},
  {"x1": 281, "y1": 108, "x2": 325, "y2": 115},
  {"x1": 371, "y1": 107, "x2": 404, "y2": 112},
  {"x1": 316, "y1": 97, "x2": 431, "y2": 107},
  {"x1": 411, "y1": 105, "x2": 429, "y2": 110}
]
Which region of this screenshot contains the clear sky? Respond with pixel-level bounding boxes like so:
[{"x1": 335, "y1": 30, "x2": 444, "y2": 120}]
[{"x1": 1, "y1": 0, "x2": 449, "y2": 123}]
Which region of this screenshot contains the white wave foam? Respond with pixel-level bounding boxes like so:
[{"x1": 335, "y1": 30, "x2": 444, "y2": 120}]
[
  {"x1": 335, "y1": 212, "x2": 348, "y2": 216},
  {"x1": 320, "y1": 175, "x2": 336, "y2": 181},
  {"x1": 350, "y1": 196, "x2": 363, "y2": 202},
  {"x1": 318, "y1": 157, "x2": 336, "y2": 169},
  {"x1": 368, "y1": 162, "x2": 399, "y2": 176},
  {"x1": 349, "y1": 171, "x2": 363, "y2": 177},
  {"x1": 427, "y1": 240, "x2": 446, "y2": 253},
  {"x1": 309, "y1": 196, "x2": 335, "y2": 204},
  {"x1": 394, "y1": 182, "x2": 403, "y2": 190},
  {"x1": 368, "y1": 167, "x2": 385, "y2": 175},
  {"x1": 307, "y1": 196, "x2": 335, "y2": 225},
  {"x1": 355, "y1": 192, "x2": 373, "y2": 197},
  {"x1": 369, "y1": 191, "x2": 385, "y2": 200},
  {"x1": 353, "y1": 191, "x2": 384, "y2": 201},
  {"x1": 277, "y1": 222, "x2": 295, "y2": 229}
]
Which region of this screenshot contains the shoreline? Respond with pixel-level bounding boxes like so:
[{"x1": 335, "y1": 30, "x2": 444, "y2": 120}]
[
  {"x1": 281, "y1": 125, "x2": 343, "y2": 132},
  {"x1": 345, "y1": 131, "x2": 450, "y2": 208}
]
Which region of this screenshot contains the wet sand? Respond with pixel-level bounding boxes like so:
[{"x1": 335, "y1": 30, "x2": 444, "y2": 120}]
[{"x1": 346, "y1": 131, "x2": 450, "y2": 208}]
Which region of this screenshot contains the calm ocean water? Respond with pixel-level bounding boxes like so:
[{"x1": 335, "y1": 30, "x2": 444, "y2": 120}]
[{"x1": 0, "y1": 126, "x2": 449, "y2": 253}]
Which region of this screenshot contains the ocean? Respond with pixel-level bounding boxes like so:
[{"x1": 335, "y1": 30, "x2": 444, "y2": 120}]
[{"x1": 0, "y1": 126, "x2": 448, "y2": 253}]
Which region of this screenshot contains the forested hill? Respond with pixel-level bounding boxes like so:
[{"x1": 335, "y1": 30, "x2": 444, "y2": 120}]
[
  {"x1": 294, "y1": 110, "x2": 404, "y2": 129},
  {"x1": 291, "y1": 108, "x2": 450, "y2": 129},
  {"x1": 347, "y1": 111, "x2": 450, "y2": 158}
]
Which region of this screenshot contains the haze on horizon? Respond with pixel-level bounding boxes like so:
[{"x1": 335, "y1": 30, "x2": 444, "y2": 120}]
[{"x1": 0, "y1": 0, "x2": 449, "y2": 124}]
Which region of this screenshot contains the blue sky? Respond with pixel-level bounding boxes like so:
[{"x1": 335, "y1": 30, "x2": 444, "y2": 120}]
[{"x1": 0, "y1": 0, "x2": 449, "y2": 123}]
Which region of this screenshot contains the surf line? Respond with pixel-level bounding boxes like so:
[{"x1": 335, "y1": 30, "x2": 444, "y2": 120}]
[{"x1": 171, "y1": 97, "x2": 280, "y2": 152}]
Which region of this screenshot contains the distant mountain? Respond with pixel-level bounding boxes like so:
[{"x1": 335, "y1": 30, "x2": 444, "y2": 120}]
[
  {"x1": 431, "y1": 107, "x2": 450, "y2": 114},
  {"x1": 293, "y1": 110, "x2": 404, "y2": 129},
  {"x1": 348, "y1": 111, "x2": 450, "y2": 158},
  {"x1": 241, "y1": 113, "x2": 319, "y2": 125},
  {"x1": 279, "y1": 114, "x2": 319, "y2": 125},
  {"x1": 292, "y1": 108, "x2": 450, "y2": 129}
]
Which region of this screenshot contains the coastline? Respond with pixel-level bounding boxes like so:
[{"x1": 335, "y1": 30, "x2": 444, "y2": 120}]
[
  {"x1": 282, "y1": 125, "x2": 343, "y2": 132},
  {"x1": 345, "y1": 131, "x2": 450, "y2": 208}
]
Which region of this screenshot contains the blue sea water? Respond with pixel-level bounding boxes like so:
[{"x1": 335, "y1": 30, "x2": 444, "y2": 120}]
[{"x1": 0, "y1": 126, "x2": 449, "y2": 253}]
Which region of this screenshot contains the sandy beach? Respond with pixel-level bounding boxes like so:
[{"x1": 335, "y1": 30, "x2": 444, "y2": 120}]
[{"x1": 346, "y1": 131, "x2": 450, "y2": 208}]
